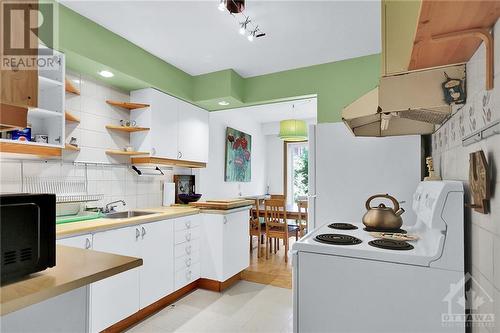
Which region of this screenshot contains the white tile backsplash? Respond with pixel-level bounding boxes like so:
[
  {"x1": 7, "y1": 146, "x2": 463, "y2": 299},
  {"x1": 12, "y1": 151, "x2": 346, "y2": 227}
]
[{"x1": 431, "y1": 19, "x2": 500, "y2": 332}]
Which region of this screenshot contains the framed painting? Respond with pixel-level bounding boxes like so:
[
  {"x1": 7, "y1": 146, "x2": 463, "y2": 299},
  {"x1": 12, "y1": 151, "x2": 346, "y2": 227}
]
[{"x1": 225, "y1": 127, "x2": 251, "y2": 182}]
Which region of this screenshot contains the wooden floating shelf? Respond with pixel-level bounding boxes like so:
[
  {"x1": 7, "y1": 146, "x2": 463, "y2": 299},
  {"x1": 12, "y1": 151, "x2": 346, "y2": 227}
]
[
  {"x1": 106, "y1": 100, "x2": 150, "y2": 110},
  {"x1": 65, "y1": 78, "x2": 80, "y2": 95},
  {"x1": 64, "y1": 144, "x2": 80, "y2": 151},
  {"x1": 65, "y1": 111, "x2": 80, "y2": 123},
  {"x1": 106, "y1": 150, "x2": 149, "y2": 156},
  {"x1": 105, "y1": 125, "x2": 150, "y2": 133},
  {"x1": 131, "y1": 156, "x2": 206, "y2": 169},
  {"x1": 0, "y1": 141, "x2": 62, "y2": 157}
]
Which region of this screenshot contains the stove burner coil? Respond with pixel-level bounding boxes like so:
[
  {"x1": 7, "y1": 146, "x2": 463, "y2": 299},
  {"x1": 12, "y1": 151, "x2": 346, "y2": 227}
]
[
  {"x1": 328, "y1": 223, "x2": 358, "y2": 230},
  {"x1": 368, "y1": 239, "x2": 414, "y2": 251},
  {"x1": 314, "y1": 234, "x2": 362, "y2": 245},
  {"x1": 363, "y1": 227, "x2": 407, "y2": 234}
]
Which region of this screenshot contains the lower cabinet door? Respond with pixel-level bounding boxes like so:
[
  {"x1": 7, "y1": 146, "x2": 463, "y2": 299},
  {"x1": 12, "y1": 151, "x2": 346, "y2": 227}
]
[
  {"x1": 139, "y1": 220, "x2": 174, "y2": 308},
  {"x1": 91, "y1": 226, "x2": 141, "y2": 332},
  {"x1": 222, "y1": 210, "x2": 250, "y2": 281},
  {"x1": 57, "y1": 234, "x2": 92, "y2": 249}
]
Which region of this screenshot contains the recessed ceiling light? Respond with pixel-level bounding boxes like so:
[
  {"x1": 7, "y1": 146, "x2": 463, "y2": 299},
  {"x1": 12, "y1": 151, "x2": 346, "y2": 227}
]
[
  {"x1": 98, "y1": 70, "x2": 114, "y2": 78},
  {"x1": 218, "y1": 101, "x2": 229, "y2": 106}
]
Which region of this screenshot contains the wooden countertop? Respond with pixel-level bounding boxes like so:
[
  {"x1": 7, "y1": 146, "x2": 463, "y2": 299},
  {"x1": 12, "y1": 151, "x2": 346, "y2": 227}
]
[
  {"x1": 188, "y1": 199, "x2": 254, "y2": 210},
  {"x1": 1, "y1": 245, "x2": 142, "y2": 316},
  {"x1": 56, "y1": 206, "x2": 199, "y2": 238}
]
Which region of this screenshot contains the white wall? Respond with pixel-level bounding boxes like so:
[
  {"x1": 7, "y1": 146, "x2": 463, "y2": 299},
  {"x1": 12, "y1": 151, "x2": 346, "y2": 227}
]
[
  {"x1": 315, "y1": 122, "x2": 421, "y2": 227},
  {"x1": 197, "y1": 110, "x2": 266, "y2": 199}
]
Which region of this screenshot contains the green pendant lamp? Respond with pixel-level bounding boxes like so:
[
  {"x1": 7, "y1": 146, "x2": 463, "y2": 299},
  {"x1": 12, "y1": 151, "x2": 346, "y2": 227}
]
[{"x1": 279, "y1": 104, "x2": 308, "y2": 141}]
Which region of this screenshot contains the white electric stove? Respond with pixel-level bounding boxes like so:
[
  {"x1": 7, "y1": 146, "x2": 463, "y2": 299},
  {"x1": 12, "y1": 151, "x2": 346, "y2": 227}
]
[{"x1": 292, "y1": 181, "x2": 465, "y2": 333}]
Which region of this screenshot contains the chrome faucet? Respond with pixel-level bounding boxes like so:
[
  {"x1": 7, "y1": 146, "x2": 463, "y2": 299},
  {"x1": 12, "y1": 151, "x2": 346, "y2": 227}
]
[{"x1": 104, "y1": 200, "x2": 126, "y2": 213}]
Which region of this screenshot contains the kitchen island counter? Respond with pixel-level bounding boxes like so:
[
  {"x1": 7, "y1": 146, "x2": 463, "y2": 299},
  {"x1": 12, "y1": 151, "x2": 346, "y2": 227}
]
[{"x1": 0, "y1": 245, "x2": 142, "y2": 316}]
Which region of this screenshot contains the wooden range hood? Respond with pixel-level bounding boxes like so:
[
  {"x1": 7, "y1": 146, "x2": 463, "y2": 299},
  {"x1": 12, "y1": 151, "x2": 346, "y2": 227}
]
[{"x1": 0, "y1": 104, "x2": 28, "y2": 132}]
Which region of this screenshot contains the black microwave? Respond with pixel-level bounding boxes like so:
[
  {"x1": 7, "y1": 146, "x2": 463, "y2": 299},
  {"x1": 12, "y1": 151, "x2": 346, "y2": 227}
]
[{"x1": 0, "y1": 193, "x2": 56, "y2": 284}]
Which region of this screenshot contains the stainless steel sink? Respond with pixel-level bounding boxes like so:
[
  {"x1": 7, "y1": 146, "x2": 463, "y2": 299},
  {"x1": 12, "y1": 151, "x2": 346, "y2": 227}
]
[{"x1": 104, "y1": 211, "x2": 156, "y2": 219}]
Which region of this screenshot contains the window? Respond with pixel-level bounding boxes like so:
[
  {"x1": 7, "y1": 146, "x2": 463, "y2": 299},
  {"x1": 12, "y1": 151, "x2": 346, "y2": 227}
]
[{"x1": 285, "y1": 142, "x2": 308, "y2": 205}]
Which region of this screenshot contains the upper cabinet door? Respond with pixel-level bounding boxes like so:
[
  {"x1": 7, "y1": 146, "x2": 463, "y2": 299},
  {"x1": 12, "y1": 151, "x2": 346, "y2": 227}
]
[
  {"x1": 131, "y1": 88, "x2": 179, "y2": 159},
  {"x1": 0, "y1": 2, "x2": 38, "y2": 108},
  {"x1": 177, "y1": 101, "x2": 209, "y2": 163}
]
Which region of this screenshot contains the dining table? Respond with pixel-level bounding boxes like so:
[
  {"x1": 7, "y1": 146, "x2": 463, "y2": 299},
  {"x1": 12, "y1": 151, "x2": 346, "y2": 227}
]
[{"x1": 251, "y1": 201, "x2": 307, "y2": 221}]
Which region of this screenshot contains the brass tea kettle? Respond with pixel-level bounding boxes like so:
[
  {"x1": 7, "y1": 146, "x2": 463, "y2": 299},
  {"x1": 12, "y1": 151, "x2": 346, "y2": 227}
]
[{"x1": 362, "y1": 194, "x2": 405, "y2": 230}]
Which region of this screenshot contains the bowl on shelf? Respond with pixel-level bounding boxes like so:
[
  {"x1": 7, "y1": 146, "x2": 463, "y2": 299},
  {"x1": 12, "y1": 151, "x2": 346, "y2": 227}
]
[{"x1": 178, "y1": 193, "x2": 202, "y2": 204}]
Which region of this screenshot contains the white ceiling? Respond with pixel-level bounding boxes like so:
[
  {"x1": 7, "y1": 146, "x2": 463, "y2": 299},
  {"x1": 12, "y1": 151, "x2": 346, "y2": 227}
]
[
  {"x1": 61, "y1": 0, "x2": 381, "y2": 78},
  {"x1": 214, "y1": 98, "x2": 317, "y2": 124}
]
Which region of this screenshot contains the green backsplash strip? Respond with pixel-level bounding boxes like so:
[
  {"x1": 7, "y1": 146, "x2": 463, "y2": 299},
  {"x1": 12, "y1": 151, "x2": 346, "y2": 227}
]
[{"x1": 52, "y1": 2, "x2": 381, "y2": 123}]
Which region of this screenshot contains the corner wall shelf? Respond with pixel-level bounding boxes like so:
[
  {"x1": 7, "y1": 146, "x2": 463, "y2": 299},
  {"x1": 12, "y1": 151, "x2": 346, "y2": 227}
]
[
  {"x1": 65, "y1": 78, "x2": 80, "y2": 95},
  {"x1": 105, "y1": 150, "x2": 149, "y2": 156},
  {"x1": 106, "y1": 125, "x2": 150, "y2": 133},
  {"x1": 65, "y1": 111, "x2": 80, "y2": 123},
  {"x1": 106, "y1": 100, "x2": 150, "y2": 110},
  {"x1": 0, "y1": 140, "x2": 62, "y2": 157},
  {"x1": 64, "y1": 144, "x2": 80, "y2": 151}
]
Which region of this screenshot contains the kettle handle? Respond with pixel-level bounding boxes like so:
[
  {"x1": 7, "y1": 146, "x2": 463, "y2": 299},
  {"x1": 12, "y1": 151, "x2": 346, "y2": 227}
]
[{"x1": 365, "y1": 194, "x2": 400, "y2": 211}]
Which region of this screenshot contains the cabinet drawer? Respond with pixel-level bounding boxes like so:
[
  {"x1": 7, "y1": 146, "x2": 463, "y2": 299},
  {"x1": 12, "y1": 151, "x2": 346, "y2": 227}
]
[
  {"x1": 175, "y1": 251, "x2": 200, "y2": 272},
  {"x1": 174, "y1": 215, "x2": 200, "y2": 231},
  {"x1": 174, "y1": 226, "x2": 200, "y2": 245},
  {"x1": 175, "y1": 262, "x2": 200, "y2": 290},
  {"x1": 175, "y1": 240, "x2": 200, "y2": 258}
]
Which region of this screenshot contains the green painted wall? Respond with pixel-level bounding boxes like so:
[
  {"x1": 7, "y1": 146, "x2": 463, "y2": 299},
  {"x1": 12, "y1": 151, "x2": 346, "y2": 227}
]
[
  {"x1": 244, "y1": 55, "x2": 380, "y2": 123},
  {"x1": 50, "y1": 2, "x2": 381, "y2": 123}
]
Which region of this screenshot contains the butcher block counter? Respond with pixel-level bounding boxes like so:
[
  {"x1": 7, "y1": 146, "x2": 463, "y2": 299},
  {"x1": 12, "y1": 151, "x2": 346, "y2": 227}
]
[
  {"x1": 56, "y1": 206, "x2": 199, "y2": 238},
  {"x1": 1, "y1": 245, "x2": 142, "y2": 316}
]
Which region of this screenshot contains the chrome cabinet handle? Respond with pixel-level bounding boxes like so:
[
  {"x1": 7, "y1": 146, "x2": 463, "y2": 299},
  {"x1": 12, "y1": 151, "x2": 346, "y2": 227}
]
[
  {"x1": 136, "y1": 228, "x2": 140, "y2": 240},
  {"x1": 185, "y1": 245, "x2": 192, "y2": 254},
  {"x1": 151, "y1": 147, "x2": 156, "y2": 156},
  {"x1": 185, "y1": 220, "x2": 191, "y2": 228},
  {"x1": 186, "y1": 270, "x2": 192, "y2": 279},
  {"x1": 185, "y1": 257, "x2": 192, "y2": 267},
  {"x1": 185, "y1": 233, "x2": 191, "y2": 241},
  {"x1": 85, "y1": 238, "x2": 91, "y2": 249},
  {"x1": 141, "y1": 226, "x2": 146, "y2": 238},
  {"x1": 223, "y1": 216, "x2": 228, "y2": 224}
]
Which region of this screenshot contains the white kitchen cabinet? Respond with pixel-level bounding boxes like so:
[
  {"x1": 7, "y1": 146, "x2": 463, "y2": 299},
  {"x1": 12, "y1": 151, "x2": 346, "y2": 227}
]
[
  {"x1": 130, "y1": 88, "x2": 179, "y2": 159},
  {"x1": 138, "y1": 219, "x2": 174, "y2": 308},
  {"x1": 201, "y1": 209, "x2": 250, "y2": 282},
  {"x1": 91, "y1": 226, "x2": 141, "y2": 333},
  {"x1": 174, "y1": 215, "x2": 202, "y2": 289},
  {"x1": 130, "y1": 88, "x2": 209, "y2": 163},
  {"x1": 177, "y1": 100, "x2": 209, "y2": 163},
  {"x1": 57, "y1": 233, "x2": 92, "y2": 249}
]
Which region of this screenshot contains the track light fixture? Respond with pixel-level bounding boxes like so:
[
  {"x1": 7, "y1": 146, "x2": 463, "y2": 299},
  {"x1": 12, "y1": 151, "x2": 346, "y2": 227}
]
[{"x1": 217, "y1": 0, "x2": 266, "y2": 41}]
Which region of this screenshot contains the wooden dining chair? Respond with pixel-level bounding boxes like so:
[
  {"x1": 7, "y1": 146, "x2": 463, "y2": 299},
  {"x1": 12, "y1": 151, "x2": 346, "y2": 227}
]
[
  {"x1": 270, "y1": 194, "x2": 286, "y2": 200},
  {"x1": 297, "y1": 200, "x2": 308, "y2": 237},
  {"x1": 264, "y1": 198, "x2": 289, "y2": 263},
  {"x1": 249, "y1": 199, "x2": 263, "y2": 257}
]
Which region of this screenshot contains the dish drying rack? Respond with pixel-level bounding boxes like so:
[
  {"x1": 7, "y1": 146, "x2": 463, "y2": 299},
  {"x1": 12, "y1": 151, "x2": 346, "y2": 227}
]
[{"x1": 23, "y1": 177, "x2": 103, "y2": 203}]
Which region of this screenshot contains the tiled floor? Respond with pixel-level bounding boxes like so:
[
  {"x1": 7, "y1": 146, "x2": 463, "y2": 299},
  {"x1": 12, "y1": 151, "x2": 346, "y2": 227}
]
[{"x1": 126, "y1": 281, "x2": 293, "y2": 333}]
